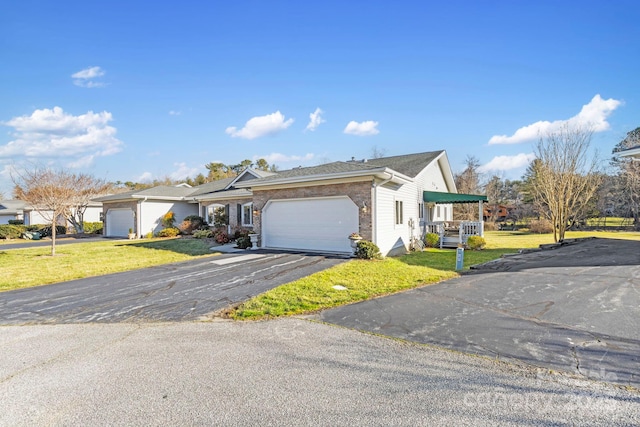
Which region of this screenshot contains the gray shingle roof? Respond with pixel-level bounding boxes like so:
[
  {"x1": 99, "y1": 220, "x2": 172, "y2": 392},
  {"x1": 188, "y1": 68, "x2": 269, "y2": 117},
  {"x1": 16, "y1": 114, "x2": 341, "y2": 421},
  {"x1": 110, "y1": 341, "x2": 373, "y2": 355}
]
[
  {"x1": 239, "y1": 151, "x2": 444, "y2": 185},
  {"x1": 188, "y1": 177, "x2": 236, "y2": 196},
  {"x1": 94, "y1": 185, "x2": 196, "y2": 202},
  {"x1": 0, "y1": 200, "x2": 27, "y2": 214},
  {"x1": 363, "y1": 151, "x2": 443, "y2": 177}
]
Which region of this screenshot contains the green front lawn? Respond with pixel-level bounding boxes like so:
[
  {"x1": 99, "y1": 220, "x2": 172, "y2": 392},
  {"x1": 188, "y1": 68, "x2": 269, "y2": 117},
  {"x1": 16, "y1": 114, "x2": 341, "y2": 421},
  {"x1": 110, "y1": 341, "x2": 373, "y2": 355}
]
[
  {"x1": 0, "y1": 238, "x2": 218, "y2": 291},
  {"x1": 231, "y1": 230, "x2": 640, "y2": 320},
  {"x1": 2, "y1": 230, "x2": 639, "y2": 316}
]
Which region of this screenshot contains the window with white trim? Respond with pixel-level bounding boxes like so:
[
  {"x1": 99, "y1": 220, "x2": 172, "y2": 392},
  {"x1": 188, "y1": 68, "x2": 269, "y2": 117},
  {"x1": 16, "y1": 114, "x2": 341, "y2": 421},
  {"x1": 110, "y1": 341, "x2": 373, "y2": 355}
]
[
  {"x1": 418, "y1": 202, "x2": 424, "y2": 220},
  {"x1": 395, "y1": 200, "x2": 404, "y2": 225},
  {"x1": 242, "y1": 203, "x2": 253, "y2": 226}
]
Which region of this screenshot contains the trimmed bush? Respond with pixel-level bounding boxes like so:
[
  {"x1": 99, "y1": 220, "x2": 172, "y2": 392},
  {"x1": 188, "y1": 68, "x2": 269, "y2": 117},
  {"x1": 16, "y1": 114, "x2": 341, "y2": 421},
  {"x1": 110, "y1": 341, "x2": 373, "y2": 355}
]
[
  {"x1": 355, "y1": 240, "x2": 382, "y2": 260},
  {"x1": 214, "y1": 229, "x2": 230, "y2": 244},
  {"x1": 466, "y1": 235, "x2": 486, "y2": 250},
  {"x1": 0, "y1": 224, "x2": 26, "y2": 239},
  {"x1": 424, "y1": 232, "x2": 440, "y2": 248},
  {"x1": 193, "y1": 229, "x2": 213, "y2": 239},
  {"x1": 83, "y1": 222, "x2": 103, "y2": 234},
  {"x1": 529, "y1": 219, "x2": 553, "y2": 234},
  {"x1": 179, "y1": 215, "x2": 207, "y2": 235},
  {"x1": 236, "y1": 235, "x2": 252, "y2": 249},
  {"x1": 483, "y1": 221, "x2": 499, "y2": 231},
  {"x1": 156, "y1": 227, "x2": 180, "y2": 238},
  {"x1": 233, "y1": 228, "x2": 251, "y2": 240},
  {"x1": 8, "y1": 219, "x2": 24, "y2": 225}
]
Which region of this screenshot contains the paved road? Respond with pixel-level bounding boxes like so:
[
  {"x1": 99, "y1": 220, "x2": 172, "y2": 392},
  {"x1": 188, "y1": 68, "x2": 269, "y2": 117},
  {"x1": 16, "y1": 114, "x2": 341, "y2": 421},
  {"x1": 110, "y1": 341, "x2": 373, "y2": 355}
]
[
  {"x1": 0, "y1": 252, "x2": 346, "y2": 324},
  {"x1": 317, "y1": 238, "x2": 640, "y2": 388},
  {"x1": 1, "y1": 319, "x2": 637, "y2": 426}
]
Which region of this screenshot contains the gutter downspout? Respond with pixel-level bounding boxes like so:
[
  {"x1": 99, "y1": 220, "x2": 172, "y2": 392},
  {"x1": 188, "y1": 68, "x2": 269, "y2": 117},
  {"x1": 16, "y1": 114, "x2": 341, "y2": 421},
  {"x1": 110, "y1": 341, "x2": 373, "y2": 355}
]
[{"x1": 137, "y1": 197, "x2": 147, "y2": 237}]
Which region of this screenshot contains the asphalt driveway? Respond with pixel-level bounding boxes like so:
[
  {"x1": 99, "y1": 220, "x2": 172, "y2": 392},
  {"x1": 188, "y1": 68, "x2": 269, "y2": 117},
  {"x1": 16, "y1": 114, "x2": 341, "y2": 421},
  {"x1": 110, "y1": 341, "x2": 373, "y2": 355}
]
[
  {"x1": 0, "y1": 251, "x2": 346, "y2": 324},
  {"x1": 317, "y1": 238, "x2": 640, "y2": 388}
]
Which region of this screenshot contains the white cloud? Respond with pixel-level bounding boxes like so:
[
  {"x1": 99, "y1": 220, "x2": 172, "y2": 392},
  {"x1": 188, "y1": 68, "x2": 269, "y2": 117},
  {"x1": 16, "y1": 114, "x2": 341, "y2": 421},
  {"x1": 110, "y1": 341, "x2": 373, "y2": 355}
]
[
  {"x1": 136, "y1": 172, "x2": 153, "y2": 182},
  {"x1": 343, "y1": 120, "x2": 379, "y2": 136},
  {"x1": 305, "y1": 108, "x2": 325, "y2": 132},
  {"x1": 72, "y1": 66, "x2": 106, "y2": 88},
  {"x1": 0, "y1": 106, "x2": 123, "y2": 165},
  {"x1": 226, "y1": 111, "x2": 294, "y2": 140},
  {"x1": 479, "y1": 153, "x2": 536, "y2": 173},
  {"x1": 67, "y1": 155, "x2": 96, "y2": 169},
  {"x1": 169, "y1": 110, "x2": 182, "y2": 116},
  {"x1": 489, "y1": 94, "x2": 622, "y2": 145},
  {"x1": 256, "y1": 153, "x2": 315, "y2": 163},
  {"x1": 169, "y1": 162, "x2": 199, "y2": 180}
]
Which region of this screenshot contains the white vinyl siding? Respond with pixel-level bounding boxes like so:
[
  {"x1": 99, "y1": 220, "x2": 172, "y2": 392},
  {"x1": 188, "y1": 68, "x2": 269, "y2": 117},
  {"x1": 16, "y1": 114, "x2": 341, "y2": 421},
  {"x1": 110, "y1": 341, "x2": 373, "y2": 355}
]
[
  {"x1": 139, "y1": 201, "x2": 199, "y2": 236},
  {"x1": 374, "y1": 181, "x2": 416, "y2": 256}
]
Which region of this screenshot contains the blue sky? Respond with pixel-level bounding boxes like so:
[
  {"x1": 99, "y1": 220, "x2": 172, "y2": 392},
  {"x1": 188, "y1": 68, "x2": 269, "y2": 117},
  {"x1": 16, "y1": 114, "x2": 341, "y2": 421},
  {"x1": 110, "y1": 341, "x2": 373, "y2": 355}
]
[{"x1": 1, "y1": 1, "x2": 639, "y2": 195}]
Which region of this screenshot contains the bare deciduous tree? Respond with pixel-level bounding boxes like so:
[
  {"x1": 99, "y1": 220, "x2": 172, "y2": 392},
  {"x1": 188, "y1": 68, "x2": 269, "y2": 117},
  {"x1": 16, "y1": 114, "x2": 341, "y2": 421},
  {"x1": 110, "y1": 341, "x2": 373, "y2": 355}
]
[
  {"x1": 529, "y1": 125, "x2": 602, "y2": 242},
  {"x1": 65, "y1": 174, "x2": 111, "y2": 234},
  {"x1": 13, "y1": 166, "x2": 108, "y2": 255},
  {"x1": 454, "y1": 156, "x2": 482, "y2": 220}
]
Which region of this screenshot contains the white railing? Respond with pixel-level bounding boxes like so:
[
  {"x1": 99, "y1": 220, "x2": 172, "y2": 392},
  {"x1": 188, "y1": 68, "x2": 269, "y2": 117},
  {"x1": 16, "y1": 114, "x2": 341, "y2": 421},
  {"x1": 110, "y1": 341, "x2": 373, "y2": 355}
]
[{"x1": 424, "y1": 221, "x2": 483, "y2": 248}]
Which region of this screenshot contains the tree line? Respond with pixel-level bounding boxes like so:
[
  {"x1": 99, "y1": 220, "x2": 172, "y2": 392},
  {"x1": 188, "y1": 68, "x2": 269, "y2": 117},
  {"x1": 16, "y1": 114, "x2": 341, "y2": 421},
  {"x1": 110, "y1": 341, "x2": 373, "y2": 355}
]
[
  {"x1": 112, "y1": 158, "x2": 278, "y2": 190},
  {"x1": 7, "y1": 126, "x2": 640, "y2": 254},
  {"x1": 455, "y1": 126, "x2": 640, "y2": 241}
]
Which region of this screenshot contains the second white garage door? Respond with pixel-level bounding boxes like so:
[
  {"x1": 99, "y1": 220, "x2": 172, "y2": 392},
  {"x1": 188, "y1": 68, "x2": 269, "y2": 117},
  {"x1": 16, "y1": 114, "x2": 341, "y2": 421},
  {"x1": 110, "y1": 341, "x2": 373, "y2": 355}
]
[
  {"x1": 262, "y1": 196, "x2": 358, "y2": 253},
  {"x1": 106, "y1": 208, "x2": 134, "y2": 237}
]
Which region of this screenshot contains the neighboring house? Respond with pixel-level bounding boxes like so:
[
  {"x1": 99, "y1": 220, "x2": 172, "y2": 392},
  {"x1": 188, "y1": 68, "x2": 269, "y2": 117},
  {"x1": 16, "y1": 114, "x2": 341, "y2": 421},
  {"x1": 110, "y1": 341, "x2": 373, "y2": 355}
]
[
  {"x1": 234, "y1": 151, "x2": 463, "y2": 256},
  {"x1": 618, "y1": 145, "x2": 640, "y2": 159},
  {"x1": 95, "y1": 185, "x2": 200, "y2": 238},
  {"x1": 483, "y1": 204, "x2": 516, "y2": 222},
  {"x1": 0, "y1": 200, "x2": 25, "y2": 224},
  {"x1": 0, "y1": 200, "x2": 102, "y2": 229},
  {"x1": 95, "y1": 170, "x2": 277, "y2": 238}
]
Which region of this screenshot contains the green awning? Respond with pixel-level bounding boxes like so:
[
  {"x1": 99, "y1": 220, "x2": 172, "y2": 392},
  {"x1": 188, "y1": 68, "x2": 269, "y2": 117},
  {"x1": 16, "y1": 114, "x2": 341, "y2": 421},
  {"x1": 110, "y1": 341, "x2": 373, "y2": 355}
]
[{"x1": 423, "y1": 191, "x2": 488, "y2": 204}]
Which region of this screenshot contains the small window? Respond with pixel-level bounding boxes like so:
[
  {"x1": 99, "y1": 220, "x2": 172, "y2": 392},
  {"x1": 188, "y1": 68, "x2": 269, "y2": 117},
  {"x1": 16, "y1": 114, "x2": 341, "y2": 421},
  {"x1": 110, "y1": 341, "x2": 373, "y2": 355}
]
[
  {"x1": 418, "y1": 202, "x2": 424, "y2": 220},
  {"x1": 242, "y1": 203, "x2": 253, "y2": 226},
  {"x1": 395, "y1": 200, "x2": 404, "y2": 225}
]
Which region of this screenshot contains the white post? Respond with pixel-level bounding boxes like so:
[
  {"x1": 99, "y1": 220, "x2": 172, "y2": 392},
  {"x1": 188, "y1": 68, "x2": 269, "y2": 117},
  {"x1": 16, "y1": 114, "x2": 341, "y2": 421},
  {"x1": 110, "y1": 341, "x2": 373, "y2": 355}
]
[{"x1": 478, "y1": 200, "x2": 484, "y2": 237}]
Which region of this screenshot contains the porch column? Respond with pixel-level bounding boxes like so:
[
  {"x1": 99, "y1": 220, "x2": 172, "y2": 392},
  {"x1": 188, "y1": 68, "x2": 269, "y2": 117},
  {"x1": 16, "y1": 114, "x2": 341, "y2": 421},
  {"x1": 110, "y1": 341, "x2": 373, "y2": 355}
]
[{"x1": 478, "y1": 200, "x2": 484, "y2": 237}]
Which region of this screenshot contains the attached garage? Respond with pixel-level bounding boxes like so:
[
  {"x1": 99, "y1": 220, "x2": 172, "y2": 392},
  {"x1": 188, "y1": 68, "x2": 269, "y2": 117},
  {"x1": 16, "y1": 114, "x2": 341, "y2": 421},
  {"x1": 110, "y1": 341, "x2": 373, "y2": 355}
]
[
  {"x1": 262, "y1": 196, "x2": 358, "y2": 253},
  {"x1": 106, "y1": 208, "x2": 134, "y2": 237}
]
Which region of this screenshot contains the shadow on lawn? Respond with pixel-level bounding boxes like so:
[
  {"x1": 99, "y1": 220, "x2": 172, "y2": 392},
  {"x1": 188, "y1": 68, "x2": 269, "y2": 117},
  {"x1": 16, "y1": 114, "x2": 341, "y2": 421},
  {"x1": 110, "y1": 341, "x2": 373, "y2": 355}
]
[{"x1": 118, "y1": 238, "x2": 215, "y2": 256}]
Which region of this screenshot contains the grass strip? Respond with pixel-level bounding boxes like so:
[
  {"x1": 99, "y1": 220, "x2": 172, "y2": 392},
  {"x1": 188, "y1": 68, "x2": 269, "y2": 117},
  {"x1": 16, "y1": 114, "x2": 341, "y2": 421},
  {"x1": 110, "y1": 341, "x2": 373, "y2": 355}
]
[{"x1": 0, "y1": 238, "x2": 218, "y2": 291}]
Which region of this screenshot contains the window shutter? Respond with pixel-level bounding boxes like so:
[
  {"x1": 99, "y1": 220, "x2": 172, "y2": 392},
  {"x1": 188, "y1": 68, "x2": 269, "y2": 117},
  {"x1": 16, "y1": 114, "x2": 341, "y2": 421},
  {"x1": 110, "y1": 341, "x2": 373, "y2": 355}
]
[
  {"x1": 237, "y1": 204, "x2": 242, "y2": 225},
  {"x1": 225, "y1": 204, "x2": 230, "y2": 225}
]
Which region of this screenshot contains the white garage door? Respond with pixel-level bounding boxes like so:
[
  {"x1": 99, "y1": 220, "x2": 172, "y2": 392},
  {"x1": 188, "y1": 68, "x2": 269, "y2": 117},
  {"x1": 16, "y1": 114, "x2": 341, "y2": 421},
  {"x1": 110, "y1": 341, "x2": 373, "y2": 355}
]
[
  {"x1": 106, "y1": 208, "x2": 134, "y2": 237},
  {"x1": 262, "y1": 197, "x2": 358, "y2": 253}
]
